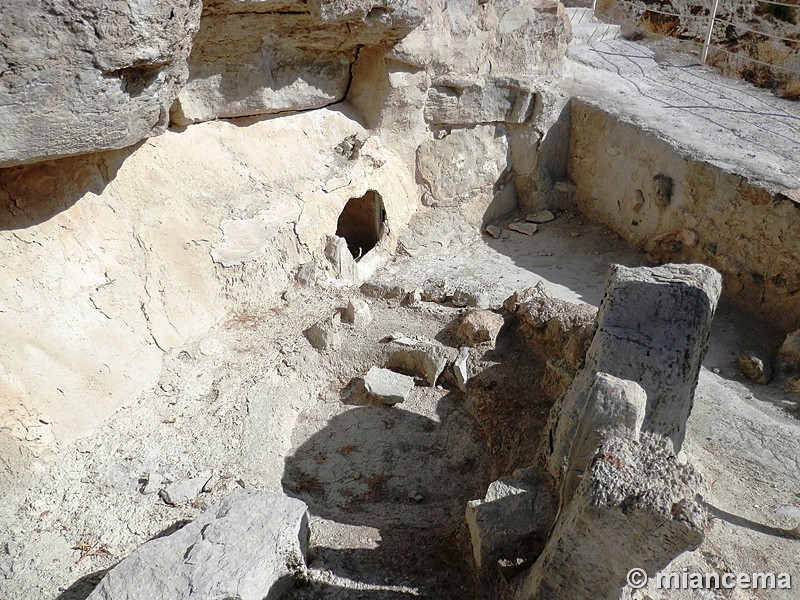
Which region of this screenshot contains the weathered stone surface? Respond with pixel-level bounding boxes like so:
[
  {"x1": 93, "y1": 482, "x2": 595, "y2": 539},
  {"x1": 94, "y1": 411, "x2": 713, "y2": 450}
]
[
  {"x1": 541, "y1": 359, "x2": 575, "y2": 400},
  {"x1": 295, "y1": 261, "x2": 318, "y2": 287},
  {"x1": 304, "y1": 317, "x2": 341, "y2": 353},
  {"x1": 343, "y1": 298, "x2": 372, "y2": 328},
  {"x1": 88, "y1": 490, "x2": 309, "y2": 600},
  {"x1": 547, "y1": 264, "x2": 721, "y2": 477},
  {"x1": 0, "y1": 1, "x2": 202, "y2": 167},
  {"x1": 325, "y1": 236, "x2": 359, "y2": 283},
  {"x1": 777, "y1": 329, "x2": 800, "y2": 374},
  {"x1": 506, "y1": 284, "x2": 597, "y2": 370},
  {"x1": 363, "y1": 367, "x2": 414, "y2": 405},
  {"x1": 453, "y1": 347, "x2": 470, "y2": 392},
  {"x1": 736, "y1": 352, "x2": 772, "y2": 384},
  {"x1": 423, "y1": 77, "x2": 536, "y2": 125},
  {"x1": 508, "y1": 222, "x2": 538, "y2": 236},
  {"x1": 212, "y1": 210, "x2": 301, "y2": 267},
  {"x1": 392, "y1": 0, "x2": 569, "y2": 80},
  {"x1": 777, "y1": 329, "x2": 800, "y2": 392},
  {"x1": 456, "y1": 310, "x2": 505, "y2": 348},
  {"x1": 525, "y1": 210, "x2": 555, "y2": 223},
  {"x1": 386, "y1": 340, "x2": 452, "y2": 387},
  {"x1": 562, "y1": 373, "x2": 646, "y2": 504},
  {"x1": 521, "y1": 435, "x2": 705, "y2": 600},
  {"x1": 416, "y1": 124, "x2": 513, "y2": 224},
  {"x1": 172, "y1": 0, "x2": 423, "y2": 125},
  {"x1": 465, "y1": 468, "x2": 557, "y2": 571},
  {"x1": 159, "y1": 471, "x2": 214, "y2": 506}
]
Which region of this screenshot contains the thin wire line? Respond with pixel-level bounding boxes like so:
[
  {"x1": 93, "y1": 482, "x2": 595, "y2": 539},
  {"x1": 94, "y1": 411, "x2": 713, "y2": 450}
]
[
  {"x1": 593, "y1": 4, "x2": 800, "y2": 75},
  {"x1": 713, "y1": 17, "x2": 800, "y2": 43},
  {"x1": 594, "y1": 9, "x2": 708, "y2": 48},
  {"x1": 753, "y1": 0, "x2": 799, "y2": 8},
  {"x1": 707, "y1": 44, "x2": 800, "y2": 74},
  {"x1": 613, "y1": 0, "x2": 688, "y2": 19}
]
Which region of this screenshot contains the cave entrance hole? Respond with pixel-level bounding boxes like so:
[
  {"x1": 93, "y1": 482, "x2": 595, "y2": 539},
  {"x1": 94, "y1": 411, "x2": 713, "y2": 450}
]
[{"x1": 336, "y1": 190, "x2": 386, "y2": 261}]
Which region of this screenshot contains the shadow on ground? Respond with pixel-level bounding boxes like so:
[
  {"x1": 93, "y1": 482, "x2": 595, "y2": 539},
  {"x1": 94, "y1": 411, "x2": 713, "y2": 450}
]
[{"x1": 281, "y1": 391, "x2": 490, "y2": 599}]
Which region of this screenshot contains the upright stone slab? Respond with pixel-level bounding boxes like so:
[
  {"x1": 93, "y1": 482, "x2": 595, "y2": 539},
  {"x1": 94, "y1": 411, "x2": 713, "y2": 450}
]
[
  {"x1": 593, "y1": 264, "x2": 721, "y2": 448},
  {"x1": 465, "y1": 468, "x2": 557, "y2": 571},
  {"x1": 561, "y1": 372, "x2": 646, "y2": 504},
  {"x1": 547, "y1": 264, "x2": 721, "y2": 479},
  {"x1": 88, "y1": 490, "x2": 309, "y2": 600}
]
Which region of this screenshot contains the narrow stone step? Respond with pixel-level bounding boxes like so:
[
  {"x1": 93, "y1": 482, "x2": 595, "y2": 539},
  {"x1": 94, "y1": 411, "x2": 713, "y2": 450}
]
[
  {"x1": 570, "y1": 23, "x2": 621, "y2": 46},
  {"x1": 565, "y1": 7, "x2": 600, "y2": 25}
]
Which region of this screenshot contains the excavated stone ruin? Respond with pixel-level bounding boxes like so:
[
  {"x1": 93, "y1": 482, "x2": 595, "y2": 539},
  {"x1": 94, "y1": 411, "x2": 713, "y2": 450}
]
[{"x1": 1, "y1": 2, "x2": 799, "y2": 600}]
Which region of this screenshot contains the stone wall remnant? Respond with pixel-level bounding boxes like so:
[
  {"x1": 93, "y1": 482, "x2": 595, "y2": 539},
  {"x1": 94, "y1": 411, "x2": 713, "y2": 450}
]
[
  {"x1": 547, "y1": 263, "x2": 721, "y2": 480},
  {"x1": 570, "y1": 100, "x2": 800, "y2": 330}
]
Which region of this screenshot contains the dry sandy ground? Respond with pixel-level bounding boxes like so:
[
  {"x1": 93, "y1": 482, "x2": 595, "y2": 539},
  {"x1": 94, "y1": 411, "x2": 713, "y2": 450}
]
[{"x1": 1, "y1": 210, "x2": 797, "y2": 600}]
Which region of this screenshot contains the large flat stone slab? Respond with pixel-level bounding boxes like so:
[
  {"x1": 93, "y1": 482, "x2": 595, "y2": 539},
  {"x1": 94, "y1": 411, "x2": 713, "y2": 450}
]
[{"x1": 88, "y1": 490, "x2": 309, "y2": 600}]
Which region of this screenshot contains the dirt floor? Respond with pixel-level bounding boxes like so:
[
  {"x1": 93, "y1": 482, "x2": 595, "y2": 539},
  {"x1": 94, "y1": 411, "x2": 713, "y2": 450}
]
[{"x1": 1, "y1": 206, "x2": 798, "y2": 600}]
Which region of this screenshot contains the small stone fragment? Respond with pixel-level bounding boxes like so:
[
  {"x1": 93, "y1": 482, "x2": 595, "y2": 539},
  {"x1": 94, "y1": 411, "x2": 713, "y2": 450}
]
[
  {"x1": 295, "y1": 261, "x2": 317, "y2": 287},
  {"x1": 325, "y1": 235, "x2": 358, "y2": 283},
  {"x1": 344, "y1": 298, "x2": 372, "y2": 328},
  {"x1": 525, "y1": 210, "x2": 555, "y2": 224},
  {"x1": 387, "y1": 341, "x2": 452, "y2": 387},
  {"x1": 388, "y1": 332, "x2": 417, "y2": 346},
  {"x1": 736, "y1": 352, "x2": 772, "y2": 384},
  {"x1": 484, "y1": 225, "x2": 502, "y2": 239},
  {"x1": 508, "y1": 222, "x2": 538, "y2": 236},
  {"x1": 450, "y1": 288, "x2": 474, "y2": 308},
  {"x1": 363, "y1": 367, "x2": 415, "y2": 405},
  {"x1": 466, "y1": 469, "x2": 557, "y2": 571},
  {"x1": 159, "y1": 471, "x2": 213, "y2": 506},
  {"x1": 453, "y1": 347, "x2": 469, "y2": 392},
  {"x1": 402, "y1": 289, "x2": 423, "y2": 307},
  {"x1": 456, "y1": 310, "x2": 505, "y2": 347},
  {"x1": 304, "y1": 318, "x2": 341, "y2": 353}
]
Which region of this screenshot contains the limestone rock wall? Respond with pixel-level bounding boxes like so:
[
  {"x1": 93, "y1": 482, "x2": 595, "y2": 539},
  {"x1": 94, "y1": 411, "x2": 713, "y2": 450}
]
[
  {"x1": 0, "y1": 109, "x2": 418, "y2": 465},
  {"x1": 569, "y1": 100, "x2": 800, "y2": 330},
  {"x1": 0, "y1": 1, "x2": 572, "y2": 465},
  {"x1": 0, "y1": 0, "x2": 202, "y2": 167},
  {"x1": 171, "y1": 0, "x2": 423, "y2": 125}
]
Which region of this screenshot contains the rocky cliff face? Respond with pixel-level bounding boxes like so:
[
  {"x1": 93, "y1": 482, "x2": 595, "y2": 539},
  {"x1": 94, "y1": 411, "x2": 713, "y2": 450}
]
[
  {"x1": 0, "y1": 0, "x2": 570, "y2": 167},
  {"x1": 0, "y1": 0, "x2": 570, "y2": 464},
  {"x1": 0, "y1": 0, "x2": 202, "y2": 166}
]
